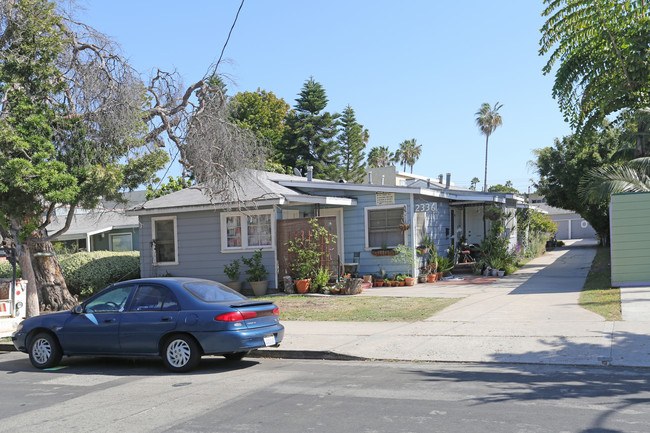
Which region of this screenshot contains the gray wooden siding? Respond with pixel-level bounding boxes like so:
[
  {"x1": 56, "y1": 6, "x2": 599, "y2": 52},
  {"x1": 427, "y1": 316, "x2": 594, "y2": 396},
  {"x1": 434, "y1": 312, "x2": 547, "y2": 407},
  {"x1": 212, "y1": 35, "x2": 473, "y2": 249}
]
[{"x1": 139, "y1": 210, "x2": 277, "y2": 288}]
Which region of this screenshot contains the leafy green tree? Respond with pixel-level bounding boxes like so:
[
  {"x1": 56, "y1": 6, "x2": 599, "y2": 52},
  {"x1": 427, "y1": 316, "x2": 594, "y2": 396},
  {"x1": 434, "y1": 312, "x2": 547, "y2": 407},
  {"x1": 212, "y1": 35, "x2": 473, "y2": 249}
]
[
  {"x1": 0, "y1": 0, "x2": 265, "y2": 315},
  {"x1": 395, "y1": 138, "x2": 422, "y2": 173},
  {"x1": 533, "y1": 125, "x2": 626, "y2": 243},
  {"x1": 579, "y1": 156, "x2": 650, "y2": 202},
  {"x1": 488, "y1": 181, "x2": 519, "y2": 194},
  {"x1": 475, "y1": 102, "x2": 503, "y2": 191},
  {"x1": 336, "y1": 105, "x2": 368, "y2": 182},
  {"x1": 229, "y1": 88, "x2": 290, "y2": 162},
  {"x1": 281, "y1": 77, "x2": 339, "y2": 179},
  {"x1": 146, "y1": 176, "x2": 194, "y2": 200},
  {"x1": 367, "y1": 146, "x2": 396, "y2": 168},
  {"x1": 540, "y1": 0, "x2": 650, "y2": 155},
  {"x1": 469, "y1": 177, "x2": 480, "y2": 190}
]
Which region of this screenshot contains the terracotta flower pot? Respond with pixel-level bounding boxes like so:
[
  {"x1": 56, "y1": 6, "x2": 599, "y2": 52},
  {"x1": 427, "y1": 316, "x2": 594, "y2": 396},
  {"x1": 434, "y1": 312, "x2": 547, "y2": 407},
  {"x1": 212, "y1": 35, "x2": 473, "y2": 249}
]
[
  {"x1": 404, "y1": 277, "x2": 415, "y2": 286},
  {"x1": 295, "y1": 279, "x2": 311, "y2": 294},
  {"x1": 427, "y1": 274, "x2": 437, "y2": 283}
]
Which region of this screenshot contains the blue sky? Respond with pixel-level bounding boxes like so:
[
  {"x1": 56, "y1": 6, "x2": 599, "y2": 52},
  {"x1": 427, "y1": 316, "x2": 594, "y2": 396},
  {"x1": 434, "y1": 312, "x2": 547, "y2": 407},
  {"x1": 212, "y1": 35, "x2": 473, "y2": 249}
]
[{"x1": 79, "y1": 0, "x2": 572, "y2": 193}]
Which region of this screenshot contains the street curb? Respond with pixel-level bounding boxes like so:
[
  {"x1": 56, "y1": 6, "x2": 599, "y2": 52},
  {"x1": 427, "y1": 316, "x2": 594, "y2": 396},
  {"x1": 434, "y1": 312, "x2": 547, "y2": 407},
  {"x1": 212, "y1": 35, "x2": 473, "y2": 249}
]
[
  {"x1": 0, "y1": 342, "x2": 15, "y2": 352},
  {"x1": 250, "y1": 349, "x2": 368, "y2": 361}
]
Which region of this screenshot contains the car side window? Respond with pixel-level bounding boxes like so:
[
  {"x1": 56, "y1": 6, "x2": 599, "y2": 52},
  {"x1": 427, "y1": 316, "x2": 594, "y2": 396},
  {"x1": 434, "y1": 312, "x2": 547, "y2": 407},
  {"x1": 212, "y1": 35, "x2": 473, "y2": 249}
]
[
  {"x1": 162, "y1": 290, "x2": 180, "y2": 311},
  {"x1": 85, "y1": 285, "x2": 134, "y2": 313},
  {"x1": 130, "y1": 285, "x2": 170, "y2": 312}
]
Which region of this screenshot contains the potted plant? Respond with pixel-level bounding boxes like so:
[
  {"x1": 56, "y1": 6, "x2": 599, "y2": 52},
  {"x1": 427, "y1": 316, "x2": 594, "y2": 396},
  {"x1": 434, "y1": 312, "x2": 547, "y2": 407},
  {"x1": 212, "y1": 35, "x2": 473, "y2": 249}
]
[
  {"x1": 241, "y1": 249, "x2": 268, "y2": 296},
  {"x1": 286, "y1": 218, "x2": 336, "y2": 294},
  {"x1": 312, "y1": 267, "x2": 331, "y2": 293},
  {"x1": 223, "y1": 258, "x2": 242, "y2": 292},
  {"x1": 436, "y1": 255, "x2": 454, "y2": 279},
  {"x1": 392, "y1": 244, "x2": 419, "y2": 285}
]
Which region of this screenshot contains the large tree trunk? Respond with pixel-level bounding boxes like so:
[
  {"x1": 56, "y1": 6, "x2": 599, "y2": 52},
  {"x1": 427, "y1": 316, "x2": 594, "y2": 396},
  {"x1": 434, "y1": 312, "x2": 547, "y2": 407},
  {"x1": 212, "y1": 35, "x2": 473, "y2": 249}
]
[
  {"x1": 17, "y1": 245, "x2": 40, "y2": 318},
  {"x1": 30, "y1": 240, "x2": 77, "y2": 312}
]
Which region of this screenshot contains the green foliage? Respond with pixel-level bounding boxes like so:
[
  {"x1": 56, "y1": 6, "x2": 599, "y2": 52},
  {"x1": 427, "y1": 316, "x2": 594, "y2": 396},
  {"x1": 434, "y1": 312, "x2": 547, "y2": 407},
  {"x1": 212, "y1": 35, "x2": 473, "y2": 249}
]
[
  {"x1": 392, "y1": 244, "x2": 418, "y2": 277},
  {"x1": 146, "y1": 176, "x2": 192, "y2": 200},
  {"x1": 229, "y1": 88, "x2": 290, "y2": 162},
  {"x1": 475, "y1": 218, "x2": 517, "y2": 273},
  {"x1": 475, "y1": 102, "x2": 503, "y2": 191},
  {"x1": 579, "y1": 156, "x2": 650, "y2": 202},
  {"x1": 337, "y1": 105, "x2": 368, "y2": 182},
  {"x1": 312, "y1": 267, "x2": 331, "y2": 292},
  {"x1": 286, "y1": 218, "x2": 337, "y2": 280},
  {"x1": 367, "y1": 146, "x2": 396, "y2": 168},
  {"x1": 436, "y1": 256, "x2": 454, "y2": 274},
  {"x1": 540, "y1": 0, "x2": 650, "y2": 136},
  {"x1": 223, "y1": 258, "x2": 240, "y2": 281},
  {"x1": 469, "y1": 177, "x2": 480, "y2": 191},
  {"x1": 0, "y1": 260, "x2": 20, "y2": 278},
  {"x1": 395, "y1": 138, "x2": 422, "y2": 173},
  {"x1": 533, "y1": 126, "x2": 624, "y2": 241},
  {"x1": 280, "y1": 77, "x2": 340, "y2": 180},
  {"x1": 241, "y1": 249, "x2": 268, "y2": 282},
  {"x1": 488, "y1": 181, "x2": 519, "y2": 194},
  {"x1": 57, "y1": 251, "x2": 140, "y2": 298},
  {"x1": 0, "y1": 0, "x2": 166, "y2": 243}
]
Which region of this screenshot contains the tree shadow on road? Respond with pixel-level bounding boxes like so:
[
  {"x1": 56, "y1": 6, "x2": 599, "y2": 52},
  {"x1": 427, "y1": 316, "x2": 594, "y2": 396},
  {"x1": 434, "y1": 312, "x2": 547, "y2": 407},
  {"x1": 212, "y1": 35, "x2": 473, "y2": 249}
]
[{"x1": 409, "y1": 330, "x2": 650, "y2": 433}]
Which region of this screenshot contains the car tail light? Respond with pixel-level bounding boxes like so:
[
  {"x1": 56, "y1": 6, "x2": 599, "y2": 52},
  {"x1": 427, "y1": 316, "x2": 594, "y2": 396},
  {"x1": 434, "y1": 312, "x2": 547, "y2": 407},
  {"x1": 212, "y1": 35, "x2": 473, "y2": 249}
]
[
  {"x1": 273, "y1": 307, "x2": 279, "y2": 316},
  {"x1": 214, "y1": 311, "x2": 258, "y2": 322}
]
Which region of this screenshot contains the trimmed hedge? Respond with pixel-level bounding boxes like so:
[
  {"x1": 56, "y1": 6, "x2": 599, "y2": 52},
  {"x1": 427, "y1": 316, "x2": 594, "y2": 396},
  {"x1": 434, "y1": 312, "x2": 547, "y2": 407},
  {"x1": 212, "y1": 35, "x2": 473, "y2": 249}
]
[
  {"x1": 60, "y1": 251, "x2": 140, "y2": 297},
  {"x1": 0, "y1": 251, "x2": 140, "y2": 298}
]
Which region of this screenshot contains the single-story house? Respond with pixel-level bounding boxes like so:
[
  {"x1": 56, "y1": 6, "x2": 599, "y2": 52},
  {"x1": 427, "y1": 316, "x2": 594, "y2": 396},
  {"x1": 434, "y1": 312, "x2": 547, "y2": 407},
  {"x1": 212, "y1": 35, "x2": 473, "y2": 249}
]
[
  {"x1": 47, "y1": 191, "x2": 146, "y2": 253},
  {"x1": 127, "y1": 168, "x2": 526, "y2": 291}
]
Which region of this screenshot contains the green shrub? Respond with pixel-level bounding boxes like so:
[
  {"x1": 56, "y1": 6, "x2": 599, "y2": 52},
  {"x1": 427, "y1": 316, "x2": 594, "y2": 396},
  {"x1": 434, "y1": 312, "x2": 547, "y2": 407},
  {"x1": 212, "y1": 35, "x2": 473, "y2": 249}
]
[
  {"x1": 59, "y1": 251, "x2": 140, "y2": 298},
  {"x1": 0, "y1": 260, "x2": 20, "y2": 278}
]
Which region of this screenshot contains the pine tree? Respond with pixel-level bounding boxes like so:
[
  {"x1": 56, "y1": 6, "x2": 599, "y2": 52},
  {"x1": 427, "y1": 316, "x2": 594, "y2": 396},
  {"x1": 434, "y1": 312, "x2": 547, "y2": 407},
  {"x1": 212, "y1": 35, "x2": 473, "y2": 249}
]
[
  {"x1": 280, "y1": 77, "x2": 339, "y2": 179},
  {"x1": 337, "y1": 105, "x2": 368, "y2": 182}
]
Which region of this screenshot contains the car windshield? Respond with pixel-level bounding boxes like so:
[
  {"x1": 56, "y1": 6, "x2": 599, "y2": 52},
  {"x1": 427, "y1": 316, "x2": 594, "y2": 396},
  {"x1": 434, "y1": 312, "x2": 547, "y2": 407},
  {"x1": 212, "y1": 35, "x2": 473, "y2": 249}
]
[{"x1": 182, "y1": 281, "x2": 247, "y2": 303}]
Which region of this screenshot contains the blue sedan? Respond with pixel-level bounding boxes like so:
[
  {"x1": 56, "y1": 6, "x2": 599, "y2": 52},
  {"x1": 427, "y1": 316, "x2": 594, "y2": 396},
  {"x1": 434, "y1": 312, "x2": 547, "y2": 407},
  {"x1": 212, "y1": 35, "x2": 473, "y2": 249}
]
[{"x1": 12, "y1": 277, "x2": 284, "y2": 372}]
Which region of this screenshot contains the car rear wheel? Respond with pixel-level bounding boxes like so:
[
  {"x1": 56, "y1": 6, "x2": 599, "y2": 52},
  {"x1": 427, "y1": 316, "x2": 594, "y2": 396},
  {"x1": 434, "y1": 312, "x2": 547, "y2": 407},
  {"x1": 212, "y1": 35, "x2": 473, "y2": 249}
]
[
  {"x1": 162, "y1": 335, "x2": 201, "y2": 372},
  {"x1": 224, "y1": 351, "x2": 250, "y2": 361},
  {"x1": 29, "y1": 332, "x2": 62, "y2": 369}
]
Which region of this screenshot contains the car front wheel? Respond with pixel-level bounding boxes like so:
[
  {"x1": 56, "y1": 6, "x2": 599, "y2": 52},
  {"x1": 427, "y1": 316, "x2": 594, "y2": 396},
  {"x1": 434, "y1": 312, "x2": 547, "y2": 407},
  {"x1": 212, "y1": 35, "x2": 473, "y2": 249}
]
[
  {"x1": 162, "y1": 335, "x2": 201, "y2": 372},
  {"x1": 29, "y1": 332, "x2": 63, "y2": 369}
]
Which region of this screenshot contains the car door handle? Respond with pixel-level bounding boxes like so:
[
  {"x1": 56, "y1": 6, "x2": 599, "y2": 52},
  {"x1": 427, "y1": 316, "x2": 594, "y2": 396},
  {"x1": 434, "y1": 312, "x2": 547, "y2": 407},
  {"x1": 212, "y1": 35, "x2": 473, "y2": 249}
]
[
  {"x1": 103, "y1": 318, "x2": 116, "y2": 323},
  {"x1": 161, "y1": 316, "x2": 173, "y2": 322}
]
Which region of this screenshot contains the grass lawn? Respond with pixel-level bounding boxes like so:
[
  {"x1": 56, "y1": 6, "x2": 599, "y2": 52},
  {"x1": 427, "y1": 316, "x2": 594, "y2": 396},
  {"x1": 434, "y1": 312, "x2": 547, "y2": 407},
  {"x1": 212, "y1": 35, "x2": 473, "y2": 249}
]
[
  {"x1": 579, "y1": 247, "x2": 621, "y2": 321},
  {"x1": 257, "y1": 295, "x2": 461, "y2": 322}
]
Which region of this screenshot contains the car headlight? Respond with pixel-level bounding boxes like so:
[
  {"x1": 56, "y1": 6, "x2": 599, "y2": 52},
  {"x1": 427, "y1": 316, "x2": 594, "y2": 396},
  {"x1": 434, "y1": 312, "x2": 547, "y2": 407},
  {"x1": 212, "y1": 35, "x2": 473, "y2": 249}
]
[{"x1": 15, "y1": 322, "x2": 23, "y2": 332}]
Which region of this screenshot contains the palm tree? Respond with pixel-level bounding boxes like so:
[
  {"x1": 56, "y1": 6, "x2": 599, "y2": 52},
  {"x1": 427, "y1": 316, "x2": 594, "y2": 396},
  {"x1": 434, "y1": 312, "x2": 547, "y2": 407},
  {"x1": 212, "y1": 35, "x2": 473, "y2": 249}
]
[
  {"x1": 367, "y1": 146, "x2": 395, "y2": 168},
  {"x1": 579, "y1": 157, "x2": 650, "y2": 203},
  {"x1": 475, "y1": 102, "x2": 503, "y2": 192},
  {"x1": 395, "y1": 138, "x2": 422, "y2": 173}
]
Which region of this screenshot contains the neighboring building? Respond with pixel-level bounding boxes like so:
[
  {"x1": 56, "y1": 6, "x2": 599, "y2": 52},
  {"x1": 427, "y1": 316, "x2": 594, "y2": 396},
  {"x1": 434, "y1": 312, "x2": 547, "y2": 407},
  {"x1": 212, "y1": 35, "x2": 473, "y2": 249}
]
[
  {"x1": 128, "y1": 169, "x2": 526, "y2": 290},
  {"x1": 609, "y1": 191, "x2": 650, "y2": 287},
  {"x1": 529, "y1": 194, "x2": 597, "y2": 240},
  {"x1": 47, "y1": 191, "x2": 146, "y2": 252}
]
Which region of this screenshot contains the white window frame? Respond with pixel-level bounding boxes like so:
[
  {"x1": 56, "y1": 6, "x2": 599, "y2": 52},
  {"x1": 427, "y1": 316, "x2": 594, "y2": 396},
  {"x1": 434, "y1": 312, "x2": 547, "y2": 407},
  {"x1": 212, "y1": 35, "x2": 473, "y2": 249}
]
[
  {"x1": 110, "y1": 232, "x2": 133, "y2": 252},
  {"x1": 364, "y1": 204, "x2": 407, "y2": 250},
  {"x1": 152, "y1": 216, "x2": 178, "y2": 265},
  {"x1": 220, "y1": 209, "x2": 276, "y2": 252}
]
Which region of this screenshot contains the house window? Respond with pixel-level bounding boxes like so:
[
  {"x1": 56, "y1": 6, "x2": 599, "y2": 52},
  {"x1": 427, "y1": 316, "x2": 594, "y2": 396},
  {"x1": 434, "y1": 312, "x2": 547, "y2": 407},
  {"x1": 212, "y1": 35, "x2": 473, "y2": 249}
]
[
  {"x1": 221, "y1": 210, "x2": 274, "y2": 251},
  {"x1": 110, "y1": 233, "x2": 133, "y2": 252},
  {"x1": 152, "y1": 217, "x2": 177, "y2": 264},
  {"x1": 365, "y1": 205, "x2": 406, "y2": 249}
]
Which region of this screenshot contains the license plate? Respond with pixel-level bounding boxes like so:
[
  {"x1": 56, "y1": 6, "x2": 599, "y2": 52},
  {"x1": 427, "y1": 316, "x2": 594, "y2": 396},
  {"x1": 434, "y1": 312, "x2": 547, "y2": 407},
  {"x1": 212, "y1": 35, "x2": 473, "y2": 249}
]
[{"x1": 263, "y1": 335, "x2": 276, "y2": 346}]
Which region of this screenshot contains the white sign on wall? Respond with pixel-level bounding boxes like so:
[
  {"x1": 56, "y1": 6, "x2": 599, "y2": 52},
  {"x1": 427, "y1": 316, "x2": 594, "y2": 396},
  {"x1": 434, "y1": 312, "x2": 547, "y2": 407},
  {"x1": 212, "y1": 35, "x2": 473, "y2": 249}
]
[{"x1": 375, "y1": 192, "x2": 395, "y2": 206}]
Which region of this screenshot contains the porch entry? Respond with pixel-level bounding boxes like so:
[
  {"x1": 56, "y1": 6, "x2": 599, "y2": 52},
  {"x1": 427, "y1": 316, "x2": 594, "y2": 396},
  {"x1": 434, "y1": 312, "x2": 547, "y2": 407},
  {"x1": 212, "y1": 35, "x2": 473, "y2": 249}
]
[{"x1": 277, "y1": 216, "x2": 338, "y2": 283}]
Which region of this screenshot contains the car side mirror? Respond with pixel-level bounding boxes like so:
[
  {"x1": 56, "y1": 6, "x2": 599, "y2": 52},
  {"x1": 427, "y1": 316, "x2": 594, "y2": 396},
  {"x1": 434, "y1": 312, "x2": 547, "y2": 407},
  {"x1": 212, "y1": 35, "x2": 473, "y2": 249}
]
[{"x1": 72, "y1": 305, "x2": 84, "y2": 314}]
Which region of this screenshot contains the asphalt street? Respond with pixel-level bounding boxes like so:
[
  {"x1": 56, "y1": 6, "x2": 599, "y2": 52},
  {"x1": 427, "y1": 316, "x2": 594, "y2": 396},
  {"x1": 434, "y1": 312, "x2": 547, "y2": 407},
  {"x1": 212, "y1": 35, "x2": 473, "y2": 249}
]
[{"x1": 1, "y1": 353, "x2": 650, "y2": 433}]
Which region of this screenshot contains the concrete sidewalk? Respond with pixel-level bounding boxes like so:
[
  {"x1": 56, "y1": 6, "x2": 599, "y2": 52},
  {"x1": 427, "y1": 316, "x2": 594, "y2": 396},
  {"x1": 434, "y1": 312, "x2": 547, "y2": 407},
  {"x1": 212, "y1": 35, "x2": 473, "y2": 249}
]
[{"x1": 257, "y1": 239, "x2": 650, "y2": 368}]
